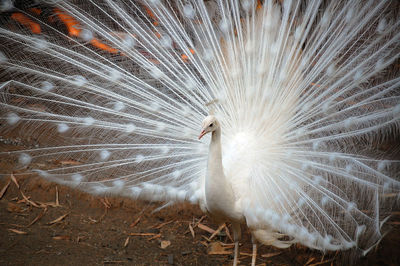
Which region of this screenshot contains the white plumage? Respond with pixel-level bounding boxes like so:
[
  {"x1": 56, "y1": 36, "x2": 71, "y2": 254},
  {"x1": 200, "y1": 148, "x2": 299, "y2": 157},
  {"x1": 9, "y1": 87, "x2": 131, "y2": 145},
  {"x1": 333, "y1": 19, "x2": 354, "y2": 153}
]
[{"x1": 0, "y1": 0, "x2": 399, "y2": 264}]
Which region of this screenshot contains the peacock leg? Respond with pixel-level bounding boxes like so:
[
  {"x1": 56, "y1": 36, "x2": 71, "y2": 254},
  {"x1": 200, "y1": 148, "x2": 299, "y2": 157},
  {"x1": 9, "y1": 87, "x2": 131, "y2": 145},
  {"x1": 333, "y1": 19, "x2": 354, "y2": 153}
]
[
  {"x1": 251, "y1": 234, "x2": 257, "y2": 266},
  {"x1": 232, "y1": 222, "x2": 241, "y2": 266},
  {"x1": 233, "y1": 241, "x2": 239, "y2": 266}
]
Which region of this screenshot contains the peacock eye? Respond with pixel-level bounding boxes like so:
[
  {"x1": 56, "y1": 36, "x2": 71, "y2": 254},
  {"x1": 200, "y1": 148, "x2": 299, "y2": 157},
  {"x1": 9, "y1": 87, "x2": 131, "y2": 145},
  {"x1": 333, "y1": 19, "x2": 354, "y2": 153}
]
[{"x1": 209, "y1": 123, "x2": 213, "y2": 127}]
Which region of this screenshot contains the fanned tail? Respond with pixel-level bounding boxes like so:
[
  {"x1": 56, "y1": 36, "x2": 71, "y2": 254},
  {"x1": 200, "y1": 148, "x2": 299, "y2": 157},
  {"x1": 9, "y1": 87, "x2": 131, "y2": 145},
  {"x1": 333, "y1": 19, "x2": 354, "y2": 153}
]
[{"x1": 0, "y1": 0, "x2": 399, "y2": 255}]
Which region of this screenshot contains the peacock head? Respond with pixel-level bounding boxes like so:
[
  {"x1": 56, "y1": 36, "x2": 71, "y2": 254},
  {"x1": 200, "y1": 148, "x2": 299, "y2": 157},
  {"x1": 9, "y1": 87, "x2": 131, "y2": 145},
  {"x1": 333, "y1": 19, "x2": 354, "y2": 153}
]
[{"x1": 198, "y1": 115, "x2": 219, "y2": 140}]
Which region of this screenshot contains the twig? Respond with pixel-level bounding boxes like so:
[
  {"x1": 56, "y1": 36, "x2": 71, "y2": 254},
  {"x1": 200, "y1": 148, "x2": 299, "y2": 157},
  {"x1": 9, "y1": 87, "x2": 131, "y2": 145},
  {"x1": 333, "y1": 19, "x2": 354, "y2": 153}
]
[
  {"x1": 197, "y1": 223, "x2": 215, "y2": 234},
  {"x1": 305, "y1": 257, "x2": 316, "y2": 265},
  {"x1": 8, "y1": 223, "x2": 25, "y2": 228},
  {"x1": 147, "y1": 234, "x2": 162, "y2": 241},
  {"x1": 129, "y1": 216, "x2": 141, "y2": 227},
  {"x1": 20, "y1": 190, "x2": 41, "y2": 208},
  {"x1": 201, "y1": 235, "x2": 211, "y2": 242},
  {"x1": 27, "y1": 207, "x2": 47, "y2": 227},
  {"x1": 195, "y1": 216, "x2": 206, "y2": 227},
  {"x1": 47, "y1": 213, "x2": 69, "y2": 225},
  {"x1": 100, "y1": 197, "x2": 111, "y2": 208},
  {"x1": 261, "y1": 252, "x2": 282, "y2": 258},
  {"x1": 224, "y1": 224, "x2": 233, "y2": 242},
  {"x1": 10, "y1": 174, "x2": 44, "y2": 208},
  {"x1": 53, "y1": 235, "x2": 70, "y2": 240},
  {"x1": 0, "y1": 179, "x2": 11, "y2": 199},
  {"x1": 8, "y1": 228, "x2": 27, "y2": 234},
  {"x1": 188, "y1": 223, "x2": 195, "y2": 238},
  {"x1": 209, "y1": 224, "x2": 225, "y2": 240},
  {"x1": 219, "y1": 243, "x2": 234, "y2": 246},
  {"x1": 98, "y1": 204, "x2": 109, "y2": 222},
  {"x1": 123, "y1": 237, "x2": 130, "y2": 248},
  {"x1": 129, "y1": 233, "x2": 159, "y2": 236},
  {"x1": 151, "y1": 220, "x2": 174, "y2": 229},
  {"x1": 55, "y1": 186, "x2": 60, "y2": 206}
]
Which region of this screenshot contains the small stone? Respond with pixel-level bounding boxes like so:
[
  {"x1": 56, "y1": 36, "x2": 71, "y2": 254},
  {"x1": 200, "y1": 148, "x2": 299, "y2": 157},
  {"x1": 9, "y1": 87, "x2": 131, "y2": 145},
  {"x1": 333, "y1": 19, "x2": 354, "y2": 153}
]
[
  {"x1": 161, "y1": 240, "x2": 171, "y2": 249},
  {"x1": 167, "y1": 254, "x2": 173, "y2": 264}
]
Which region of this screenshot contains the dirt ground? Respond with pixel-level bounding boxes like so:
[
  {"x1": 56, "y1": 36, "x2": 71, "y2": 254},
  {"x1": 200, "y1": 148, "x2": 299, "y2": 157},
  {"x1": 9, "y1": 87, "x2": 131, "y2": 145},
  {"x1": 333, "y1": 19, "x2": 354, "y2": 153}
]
[
  {"x1": 0, "y1": 169, "x2": 399, "y2": 266},
  {"x1": 1, "y1": 4, "x2": 400, "y2": 265}
]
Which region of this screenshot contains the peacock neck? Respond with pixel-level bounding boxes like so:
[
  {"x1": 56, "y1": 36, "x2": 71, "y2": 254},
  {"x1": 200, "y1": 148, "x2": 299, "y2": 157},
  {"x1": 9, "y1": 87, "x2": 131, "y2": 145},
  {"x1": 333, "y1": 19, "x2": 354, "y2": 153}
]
[
  {"x1": 205, "y1": 127, "x2": 230, "y2": 208},
  {"x1": 208, "y1": 128, "x2": 223, "y2": 176}
]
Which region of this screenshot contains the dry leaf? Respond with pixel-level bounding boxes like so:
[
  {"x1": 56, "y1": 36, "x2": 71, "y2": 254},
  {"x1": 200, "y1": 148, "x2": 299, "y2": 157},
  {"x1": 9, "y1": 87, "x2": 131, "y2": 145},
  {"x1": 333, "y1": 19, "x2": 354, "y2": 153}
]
[
  {"x1": 20, "y1": 191, "x2": 41, "y2": 208},
  {"x1": 0, "y1": 179, "x2": 11, "y2": 199},
  {"x1": 219, "y1": 243, "x2": 235, "y2": 247},
  {"x1": 36, "y1": 201, "x2": 59, "y2": 208},
  {"x1": 59, "y1": 160, "x2": 82, "y2": 166},
  {"x1": 189, "y1": 223, "x2": 195, "y2": 238},
  {"x1": 8, "y1": 228, "x2": 27, "y2": 235},
  {"x1": 7, "y1": 202, "x2": 24, "y2": 213},
  {"x1": 55, "y1": 186, "x2": 60, "y2": 206},
  {"x1": 53, "y1": 235, "x2": 70, "y2": 240},
  {"x1": 88, "y1": 217, "x2": 98, "y2": 223},
  {"x1": 147, "y1": 234, "x2": 161, "y2": 241},
  {"x1": 130, "y1": 233, "x2": 157, "y2": 236},
  {"x1": 48, "y1": 213, "x2": 68, "y2": 225},
  {"x1": 261, "y1": 251, "x2": 282, "y2": 258},
  {"x1": 100, "y1": 198, "x2": 111, "y2": 209},
  {"x1": 160, "y1": 240, "x2": 171, "y2": 249},
  {"x1": 208, "y1": 242, "x2": 231, "y2": 255},
  {"x1": 197, "y1": 223, "x2": 215, "y2": 234},
  {"x1": 10, "y1": 174, "x2": 19, "y2": 189},
  {"x1": 27, "y1": 207, "x2": 47, "y2": 227},
  {"x1": 305, "y1": 257, "x2": 316, "y2": 265},
  {"x1": 8, "y1": 223, "x2": 24, "y2": 228},
  {"x1": 124, "y1": 237, "x2": 130, "y2": 247},
  {"x1": 152, "y1": 220, "x2": 174, "y2": 229}
]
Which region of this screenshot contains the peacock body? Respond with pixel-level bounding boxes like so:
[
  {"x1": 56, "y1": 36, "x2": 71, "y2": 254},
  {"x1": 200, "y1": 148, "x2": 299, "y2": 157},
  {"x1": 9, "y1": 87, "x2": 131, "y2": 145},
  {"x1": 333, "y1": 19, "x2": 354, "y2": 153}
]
[{"x1": 0, "y1": 0, "x2": 399, "y2": 261}]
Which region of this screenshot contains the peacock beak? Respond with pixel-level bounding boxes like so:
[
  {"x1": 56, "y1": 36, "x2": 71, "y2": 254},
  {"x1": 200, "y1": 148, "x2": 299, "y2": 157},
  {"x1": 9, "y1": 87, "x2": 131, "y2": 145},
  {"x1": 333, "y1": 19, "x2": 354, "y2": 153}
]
[{"x1": 198, "y1": 130, "x2": 206, "y2": 140}]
